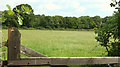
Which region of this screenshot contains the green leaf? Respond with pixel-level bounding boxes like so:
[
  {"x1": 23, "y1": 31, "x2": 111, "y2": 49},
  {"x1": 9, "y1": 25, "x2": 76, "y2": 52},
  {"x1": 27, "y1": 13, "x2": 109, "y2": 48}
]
[
  {"x1": 6, "y1": 4, "x2": 11, "y2": 10},
  {"x1": 7, "y1": 10, "x2": 14, "y2": 15},
  {"x1": 1, "y1": 13, "x2": 7, "y2": 23},
  {"x1": 17, "y1": 15, "x2": 23, "y2": 25},
  {"x1": 6, "y1": 4, "x2": 14, "y2": 15},
  {"x1": 1, "y1": 16, "x2": 7, "y2": 22},
  {"x1": 21, "y1": 5, "x2": 31, "y2": 14},
  {"x1": 110, "y1": 3, "x2": 115, "y2": 7},
  {"x1": 15, "y1": 7, "x2": 20, "y2": 13}
]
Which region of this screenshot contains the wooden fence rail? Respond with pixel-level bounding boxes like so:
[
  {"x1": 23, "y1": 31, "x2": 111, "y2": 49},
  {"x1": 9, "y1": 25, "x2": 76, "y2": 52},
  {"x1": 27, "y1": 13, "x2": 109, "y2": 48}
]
[
  {"x1": 8, "y1": 57, "x2": 120, "y2": 66},
  {"x1": 1, "y1": 27, "x2": 120, "y2": 67},
  {"x1": 21, "y1": 45, "x2": 47, "y2": 57}
]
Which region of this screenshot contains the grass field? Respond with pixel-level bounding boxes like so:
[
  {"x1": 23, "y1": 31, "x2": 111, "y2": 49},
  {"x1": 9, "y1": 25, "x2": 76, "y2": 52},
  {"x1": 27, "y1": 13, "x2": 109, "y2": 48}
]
[{"x1": 2, "y1": 30, "x2": 106, "y2": 57}]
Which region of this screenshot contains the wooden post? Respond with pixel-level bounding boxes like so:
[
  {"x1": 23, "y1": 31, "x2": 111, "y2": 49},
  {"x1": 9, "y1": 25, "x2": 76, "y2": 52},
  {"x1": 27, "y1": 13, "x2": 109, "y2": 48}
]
[{"x1": 7, "y1": 27, "x2": 21, "y2": 67}]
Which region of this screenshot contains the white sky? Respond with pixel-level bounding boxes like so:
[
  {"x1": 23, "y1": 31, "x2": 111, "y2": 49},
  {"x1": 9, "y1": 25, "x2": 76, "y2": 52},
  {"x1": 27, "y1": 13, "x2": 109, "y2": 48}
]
[{"x1": 0, "y1": 0, "x2": 116, "y2": 17}]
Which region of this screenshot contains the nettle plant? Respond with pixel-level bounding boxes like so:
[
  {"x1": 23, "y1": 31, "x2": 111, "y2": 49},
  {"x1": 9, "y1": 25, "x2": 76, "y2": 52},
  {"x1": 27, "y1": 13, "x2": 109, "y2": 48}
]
[{"x1": 95, "y1": 0, "x2": 120, "y2": 56}]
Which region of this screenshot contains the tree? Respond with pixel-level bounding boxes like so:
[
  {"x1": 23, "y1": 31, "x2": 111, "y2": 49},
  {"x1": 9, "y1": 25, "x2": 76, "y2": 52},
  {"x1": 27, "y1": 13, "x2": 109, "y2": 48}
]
[{"x1": 95, "y1": 0, "x2": 120, "y2": 56}]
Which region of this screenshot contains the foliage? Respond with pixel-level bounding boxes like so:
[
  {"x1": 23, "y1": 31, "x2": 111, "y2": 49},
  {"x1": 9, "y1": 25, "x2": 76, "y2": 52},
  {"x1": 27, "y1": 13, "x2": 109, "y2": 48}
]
[
  {"x1": 6, "y1": 4, "x2": 14, "y2": 15},
  {"x1": 95, "y1": 0, "x2": 120, "y2": 56},
  {"x1": 2, "y1": 12, "x2": 102, "y2": 30},
  {"x1": 2, "y1": 4, "x2": 34, "y2": 26},
  {"x1": 95, "y1": 13, "x2": 118, "y2": 56},
  {"x1": 13, "y1": 4, "x2": 34, "y2": 14}
]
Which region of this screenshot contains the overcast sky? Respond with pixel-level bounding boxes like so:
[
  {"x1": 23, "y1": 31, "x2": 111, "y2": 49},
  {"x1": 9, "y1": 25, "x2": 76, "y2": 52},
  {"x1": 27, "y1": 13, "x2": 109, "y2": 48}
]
[{"x1": 0, "y1": 0, "x2": 116, "y2": 17}]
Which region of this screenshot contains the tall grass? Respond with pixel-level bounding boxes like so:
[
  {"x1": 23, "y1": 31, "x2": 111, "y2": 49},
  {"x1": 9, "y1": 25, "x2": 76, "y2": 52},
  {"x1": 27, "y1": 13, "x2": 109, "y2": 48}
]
[{"x1": 2, "y1": 30, "x2": 106, "y2": 57}]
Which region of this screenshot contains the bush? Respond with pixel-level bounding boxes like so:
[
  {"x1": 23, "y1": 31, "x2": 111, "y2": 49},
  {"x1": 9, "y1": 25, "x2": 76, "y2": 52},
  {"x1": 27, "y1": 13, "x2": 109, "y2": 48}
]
[
  {"x1": 21, "y1": 26, "x2": 28, "y2": 29},
  {"x1": 36, "y1": 26, "x2": 45, "y2": 30},
  {"x1": 2, "y1": 25, "x2": 8, "y2": 29}
]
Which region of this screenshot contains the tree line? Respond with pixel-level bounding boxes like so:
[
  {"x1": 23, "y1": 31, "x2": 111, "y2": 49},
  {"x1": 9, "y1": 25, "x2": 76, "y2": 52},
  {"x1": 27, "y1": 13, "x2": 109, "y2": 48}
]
[
  {"x1": 2, "y1": 12, "x2": 104, "y2": 30},
  {"x1": 1, "y1": 4, "x2": 105, "y2": 30}
]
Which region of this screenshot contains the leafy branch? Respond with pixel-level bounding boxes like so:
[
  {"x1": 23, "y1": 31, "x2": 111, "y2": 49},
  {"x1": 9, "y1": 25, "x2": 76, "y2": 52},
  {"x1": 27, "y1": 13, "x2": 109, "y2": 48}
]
[{"x1": 2, "y1": 4, "x2": 33, "y2": 25}]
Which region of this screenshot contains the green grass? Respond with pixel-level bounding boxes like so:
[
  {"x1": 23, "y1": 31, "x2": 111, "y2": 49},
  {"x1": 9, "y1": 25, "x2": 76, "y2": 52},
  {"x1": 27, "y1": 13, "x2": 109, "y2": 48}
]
[{"x1": 2, "y1": 30, "x2": 106, "y2": 57}]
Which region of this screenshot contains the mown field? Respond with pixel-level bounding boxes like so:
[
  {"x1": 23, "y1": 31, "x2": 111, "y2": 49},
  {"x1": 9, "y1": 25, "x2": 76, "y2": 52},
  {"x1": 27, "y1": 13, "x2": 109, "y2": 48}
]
[{"x1": 2, "y1": 30, "x2": 106, "y2": 57}]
